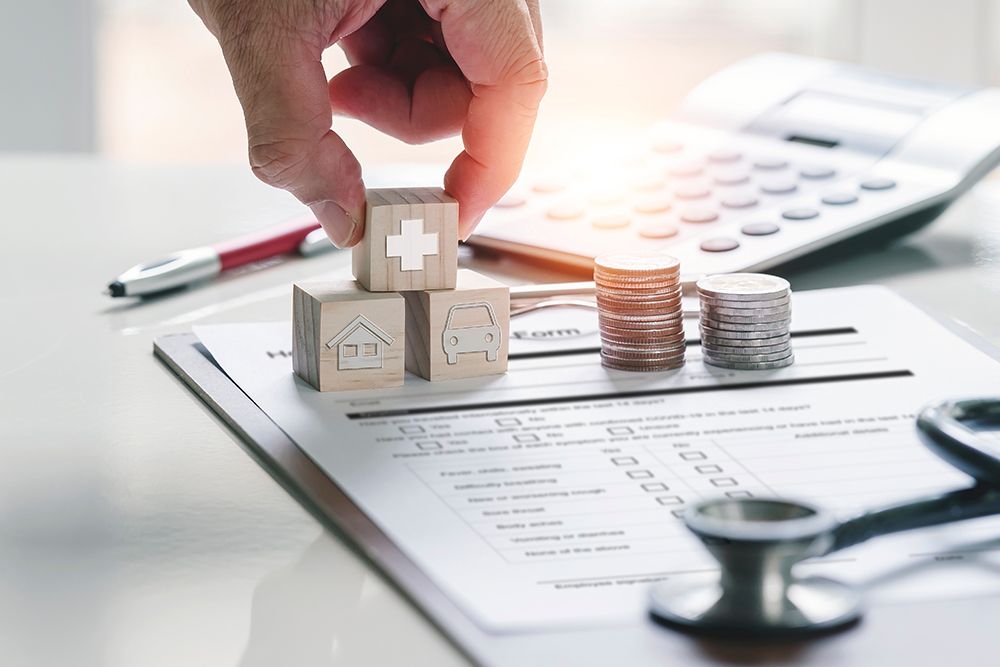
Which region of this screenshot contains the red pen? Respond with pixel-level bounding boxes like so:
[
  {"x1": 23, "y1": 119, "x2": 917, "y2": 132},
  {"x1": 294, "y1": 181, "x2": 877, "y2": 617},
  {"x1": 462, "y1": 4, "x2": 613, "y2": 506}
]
[{"x1": 107, "y1": 216, "x2": 333, "y2": 297}]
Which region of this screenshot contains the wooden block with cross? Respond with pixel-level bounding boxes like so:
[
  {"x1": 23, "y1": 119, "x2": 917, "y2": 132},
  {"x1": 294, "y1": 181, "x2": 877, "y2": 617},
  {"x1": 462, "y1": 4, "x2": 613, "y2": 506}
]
[{"x1": 352, "y1": 187, "x2": 459, "y2": 292}]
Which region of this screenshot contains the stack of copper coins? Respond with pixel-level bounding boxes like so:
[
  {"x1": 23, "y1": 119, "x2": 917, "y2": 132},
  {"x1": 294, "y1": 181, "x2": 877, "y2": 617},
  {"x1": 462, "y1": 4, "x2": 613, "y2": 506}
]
[{"x1": 594, "y1": 254, "x2": 686, "y2": 371}]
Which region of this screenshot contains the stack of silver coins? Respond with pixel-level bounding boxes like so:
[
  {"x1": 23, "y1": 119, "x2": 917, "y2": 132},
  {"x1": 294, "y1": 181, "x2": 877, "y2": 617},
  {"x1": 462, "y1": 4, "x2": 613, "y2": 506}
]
[
  {"x1": 594, "y1": 254, "x2": 686, "y2": 371},
  {"x1": 697, "y1": 273, "x2": 794, "y2": 370}
]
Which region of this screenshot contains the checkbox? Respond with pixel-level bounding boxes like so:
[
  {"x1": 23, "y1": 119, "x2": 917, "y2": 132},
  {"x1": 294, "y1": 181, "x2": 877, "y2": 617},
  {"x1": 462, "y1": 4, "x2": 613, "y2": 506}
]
[
  {"x1": 514, "y1": 434, "x2": 540, "y2": 443},
  {"x1": 608, "y1": 426, "x2": 634, "y2": 436},
  {"x1": 641, "y1": 482, "x2": 669, "y2": 492},
  {"x1": 726, "y1": 490, "x2": 753, "y2": 499},
  {"x1": 656, "y1": 496, "x2": 684, "y2": 506},
  {"x1": 416, "y1": 441, "x2": 442, "y2": 451},
  {"x1": 611, "y1": 456, "x2": 639, "y2": 466},
  {"x1": 710, "y1": 477, "x2": 738, "y2": 487},
  {"x1": 671, "y1": 509, "x2": 687, "y2": 518},
  {"x1": 496, "y1": 417, "x2": 521, "y2": 427},
  {"x1": 627, "y1": 470, "x2": 654, "y2": 479},
  {"x1": 695, "y1": 464, "x2": 723, "y2": 474},
  {"x1": 400, "y1": 426, "x2": 425, "y2": 435},
  {"x1": 680, "y1": 451, "x2": 707, "y2": 461}
]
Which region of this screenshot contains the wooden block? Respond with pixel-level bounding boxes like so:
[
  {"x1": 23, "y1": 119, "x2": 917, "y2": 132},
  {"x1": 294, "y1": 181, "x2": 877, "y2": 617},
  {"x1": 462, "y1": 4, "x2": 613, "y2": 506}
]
[
  {"x1": 402, "y1": 269, "x2": 510, "y2": 381},
  {"x1": 352, "y1": 187, "x2": 459, "y2": 292},
  {"x1": 292, "y1": 281, "x2": 405, "y2": 391}
]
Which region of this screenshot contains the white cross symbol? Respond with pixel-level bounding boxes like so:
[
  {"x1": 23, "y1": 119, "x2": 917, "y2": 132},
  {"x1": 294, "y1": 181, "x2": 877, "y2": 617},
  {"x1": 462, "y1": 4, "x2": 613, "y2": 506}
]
[{"x1": 385, "y1": 218, "x2": 439, "y2": 272}]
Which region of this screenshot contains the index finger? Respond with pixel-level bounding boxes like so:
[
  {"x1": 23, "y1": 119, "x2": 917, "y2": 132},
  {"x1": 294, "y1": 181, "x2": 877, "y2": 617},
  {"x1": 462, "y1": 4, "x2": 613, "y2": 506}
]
[{"x1": 421, "y1": 0, "x2": 547, "y2": 238}]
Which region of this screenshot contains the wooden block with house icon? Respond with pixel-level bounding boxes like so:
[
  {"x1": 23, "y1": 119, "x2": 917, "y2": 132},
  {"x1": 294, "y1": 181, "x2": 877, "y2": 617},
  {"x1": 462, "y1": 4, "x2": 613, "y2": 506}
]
[
  {"x1": 352, "y1": 187, "x2": 459, "y2": 292},
  {"x1": 402, "y1": 269, "x2": 510, "y2": 381},
  {"x1": 292, "y1": 280, "x2": 405, "y2": 391}
]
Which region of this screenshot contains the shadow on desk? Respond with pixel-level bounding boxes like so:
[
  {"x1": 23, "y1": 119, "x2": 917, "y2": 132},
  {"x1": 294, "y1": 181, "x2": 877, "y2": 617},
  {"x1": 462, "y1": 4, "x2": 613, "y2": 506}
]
[{"x1": 238, "y1": 532, "x2": 449, "y2": 666}]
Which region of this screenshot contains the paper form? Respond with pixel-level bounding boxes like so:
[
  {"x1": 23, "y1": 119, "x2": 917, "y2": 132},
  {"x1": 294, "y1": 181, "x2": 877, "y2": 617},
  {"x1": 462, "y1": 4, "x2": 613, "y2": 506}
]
[{"x1": 196, "y1": 286, "x2": 1000, "y2": 632}]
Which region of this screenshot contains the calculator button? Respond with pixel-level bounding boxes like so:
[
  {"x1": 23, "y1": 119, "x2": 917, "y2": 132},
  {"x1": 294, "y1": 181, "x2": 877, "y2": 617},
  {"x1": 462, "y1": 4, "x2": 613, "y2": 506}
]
[
  {"x1": 631, "y1": 172, "x2": 666, "y2": 192},
  {"x1": 700, "y1": 237, "x2": 740, "y2": 252},
  {"x1": 800, "y1": 165, "x2": 836, "y2": 179},
  {"x1": 495, "y1": 192, "x2": 528, "y2": 208},
  {"x1": 759, "y1": 178, "x2": 798, "y2": 195},
  {"x1": 634, "y1": 194, "x2": 672, "y2": 214},
  {"x1": 720, "y1": 192, "x2": 759, "y2": 209},
  {"x1": 680, "y1": 208, "x2": 720, "y2": 224},
  {"x1": 668, "y1": 159, "x2": 706, "y2": 177},
  {"x1": 860, "y1": 177, "x2": 897, "y2": 191},
  {"x1": 713, "y1": 168, "x2": 751, "y2": 186},
  {"x1": 591, "y1": 212, "x2": 631, "y2": 229},
  {"x1": 782, "y1": 207, "x2": 820, "y2": 221},
  {"x1": 651, "y1": 137, "x2": 683, "y2": 154},
  {"x1": 639, "y1": 222, "x2": 679, "y2": 239},
  {"x1": 753, "y1": 156, "x2": 789, "y2": 170},
  {"x1": 674, "y1": 184, "x2": 711, "y2": 200},
  {"x1": 590, "y1": 187, "x2": 627, "y2": 206},
  {"x1": 821, "y1": 192, "x2": 858, "y2": 206},
  {"x1": 708, "y1": 148, "x2": 742, "y2": 163},
  {"x1": 546, "y1": 201, "x2": 585, "y2": 220},
  {"x1": 532, "y1": 177, "x2": 568, "y2": 193},
  {"x1": 741, "y1": 222, "x2": 780, "y2": 236}
]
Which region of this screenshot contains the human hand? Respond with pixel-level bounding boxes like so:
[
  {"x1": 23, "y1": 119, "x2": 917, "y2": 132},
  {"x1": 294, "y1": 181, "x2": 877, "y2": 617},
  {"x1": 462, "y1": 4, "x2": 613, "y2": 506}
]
[{"x1": 189, "y1": 0, "x2": 546, "y2": 247}]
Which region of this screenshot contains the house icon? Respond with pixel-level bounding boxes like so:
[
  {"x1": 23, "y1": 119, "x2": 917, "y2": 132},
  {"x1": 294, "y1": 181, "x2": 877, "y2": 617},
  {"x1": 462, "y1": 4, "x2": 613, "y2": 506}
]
[{"x1": 326, "y1": 315, "x2": 395, "y2": 370}]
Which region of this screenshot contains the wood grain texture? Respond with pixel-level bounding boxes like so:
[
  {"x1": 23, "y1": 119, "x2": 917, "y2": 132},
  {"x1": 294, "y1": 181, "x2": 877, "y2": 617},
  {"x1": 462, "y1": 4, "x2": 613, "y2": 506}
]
[
  {"x1": 292, "y1": 281, "x2": 405, "y2": 391},
  {"x1": 402, "y1": 269, "x2": 509, "y2": 381},
  {"x1": 352, "y1": 187, "x2": 458, "y2": 292}
]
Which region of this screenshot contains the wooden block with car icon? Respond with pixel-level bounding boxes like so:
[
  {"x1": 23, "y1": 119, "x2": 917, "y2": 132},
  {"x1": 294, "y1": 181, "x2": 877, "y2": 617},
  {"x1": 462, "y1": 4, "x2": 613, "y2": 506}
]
[{"x1": 402, "y1": 269, "x2": 510, "y2": 381}]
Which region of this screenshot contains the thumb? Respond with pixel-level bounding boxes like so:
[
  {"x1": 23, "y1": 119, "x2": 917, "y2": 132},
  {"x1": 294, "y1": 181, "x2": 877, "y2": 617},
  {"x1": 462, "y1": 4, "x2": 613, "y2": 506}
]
[{"x1": 218, "y1": 21, "x2": 366, "y2": 247}]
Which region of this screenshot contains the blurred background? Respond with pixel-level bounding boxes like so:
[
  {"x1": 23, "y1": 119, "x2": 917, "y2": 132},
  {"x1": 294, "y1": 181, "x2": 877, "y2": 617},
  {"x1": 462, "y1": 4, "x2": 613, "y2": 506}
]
[{"x1": 4, "y1": 0, "x2": 998, "y2": 168}]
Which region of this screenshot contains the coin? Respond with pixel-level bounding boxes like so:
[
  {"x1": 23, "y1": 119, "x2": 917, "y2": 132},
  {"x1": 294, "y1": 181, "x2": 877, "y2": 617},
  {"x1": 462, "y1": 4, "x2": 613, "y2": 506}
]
[
  {"x1": 602, "y1": 357, "x2": 686, "y2": 372},
  {"x1": 697, "y1": 294, "x2": 791, "y2": 309},
  {"x1": 600, "y1": 323, "x2": 685, "y2": 338},
  {"x1": 597, "y1": 294, "x2": 683, "y2": 310},
  {"x1": 699, "y1": 325, "x2": 789, "y2": 340},
  {"x1": 701, "y1": 336, "x2": 789, "y2": 351},
  {"x1": 703, "y1": 348, "x2": 794, "y2": 363},
  {"x1": 600, "y1": 331, "x2": 688, "y2": 346},
  {"x1": 703, "y1": 354, "x2": 795, "y2": 371},
  {"x1": 596, "y1": 286, "x2": 683, "y2": 299},
  {"x1": 700, "y1": 316, "x2": 790, "y2": 331},
  {"x1": 599, "y1": 311, "x2": 684, "y2": 326},
  {"x1": 700, "y1": 333, "x2": 791, "y2": 348},
  {"x1": 596, "y1": 279, "x2": 682, "y2": 293},
  {"x1": 701, "y1": 304, "x2": 791, "y2": 318},
  {"x1": 595, "y1": 254, "x2": 681, "y2": 276},
  {"x1": 601, "y1": 350, "x2": 687, "y2": 363},
  {"x1": 602, "y1": 335, "x2": 688, "y2": 348},
  {"x1": 696, "y1": 273, "x2": 790, "y2": 300},
  {"x1": 701, "y1": 341, "x2": 792, "y2": 356}
]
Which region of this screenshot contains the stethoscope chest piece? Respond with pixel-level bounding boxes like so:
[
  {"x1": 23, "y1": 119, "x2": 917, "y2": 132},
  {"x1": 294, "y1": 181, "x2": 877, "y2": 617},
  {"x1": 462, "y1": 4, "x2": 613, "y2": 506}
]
[{"x1": 648, "y1": 498, "x2": 863, "y2": 637}]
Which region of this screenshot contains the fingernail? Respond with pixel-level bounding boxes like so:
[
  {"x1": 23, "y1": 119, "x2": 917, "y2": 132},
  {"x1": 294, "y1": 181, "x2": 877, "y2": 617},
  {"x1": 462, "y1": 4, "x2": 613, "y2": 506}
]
[
  {"x1": 311, "y1": 200, "x2": 361, "y2": 248},
  {"x1": 459, "y1": 212, "x2": 486, "y2": 242}
]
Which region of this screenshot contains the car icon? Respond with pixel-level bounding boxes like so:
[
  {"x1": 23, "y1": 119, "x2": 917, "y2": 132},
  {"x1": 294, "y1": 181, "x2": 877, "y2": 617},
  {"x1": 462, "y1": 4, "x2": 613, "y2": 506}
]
[{"x1": 442, "y1": 302, "x2": 502, "y2": 365}]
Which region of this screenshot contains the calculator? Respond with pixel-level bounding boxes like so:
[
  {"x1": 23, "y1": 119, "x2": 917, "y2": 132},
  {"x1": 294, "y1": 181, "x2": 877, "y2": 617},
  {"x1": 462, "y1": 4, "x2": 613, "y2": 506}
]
[{"x1": 470, "y1": 53, "x2": 1000, "y2": 282}]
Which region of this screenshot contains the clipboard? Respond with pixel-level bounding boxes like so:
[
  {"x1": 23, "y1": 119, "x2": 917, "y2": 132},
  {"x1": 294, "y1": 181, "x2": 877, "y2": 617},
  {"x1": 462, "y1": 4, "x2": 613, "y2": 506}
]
[{"x1": 153, "y1": 285, "x2": 1000, "y2": 667}]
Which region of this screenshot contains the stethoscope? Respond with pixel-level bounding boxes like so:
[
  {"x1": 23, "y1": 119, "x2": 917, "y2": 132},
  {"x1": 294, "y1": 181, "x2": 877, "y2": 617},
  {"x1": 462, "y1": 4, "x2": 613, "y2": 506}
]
[{"x1": 648, "y1": 397, "x2": 1000, "y2": 638}]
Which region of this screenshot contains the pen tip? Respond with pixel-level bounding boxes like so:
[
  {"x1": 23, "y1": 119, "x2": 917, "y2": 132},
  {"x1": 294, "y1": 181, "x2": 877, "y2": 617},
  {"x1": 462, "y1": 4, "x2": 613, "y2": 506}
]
[{"x1": 107, "y1": 281, "x2": 126, "y2": 298}]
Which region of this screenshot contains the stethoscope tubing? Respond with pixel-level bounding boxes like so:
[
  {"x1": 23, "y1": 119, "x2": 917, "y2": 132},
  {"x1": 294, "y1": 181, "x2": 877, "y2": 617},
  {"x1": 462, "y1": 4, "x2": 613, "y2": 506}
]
[{"x1": 827, "y1": 397, "x2": 1000, "y2": 553}]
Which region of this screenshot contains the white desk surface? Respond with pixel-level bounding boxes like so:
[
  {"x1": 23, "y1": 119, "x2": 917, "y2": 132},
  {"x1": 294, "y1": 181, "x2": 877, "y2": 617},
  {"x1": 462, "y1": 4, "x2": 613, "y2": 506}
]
[{"x1": 2, "y1": 155, "x2": 1000, "y2": 666}]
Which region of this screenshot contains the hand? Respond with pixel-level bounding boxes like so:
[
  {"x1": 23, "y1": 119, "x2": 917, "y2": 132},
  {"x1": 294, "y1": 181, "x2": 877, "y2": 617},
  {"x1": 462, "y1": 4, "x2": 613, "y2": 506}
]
[{"x1": 189, "y1": 0, "x2": 547, "y2": 247}]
